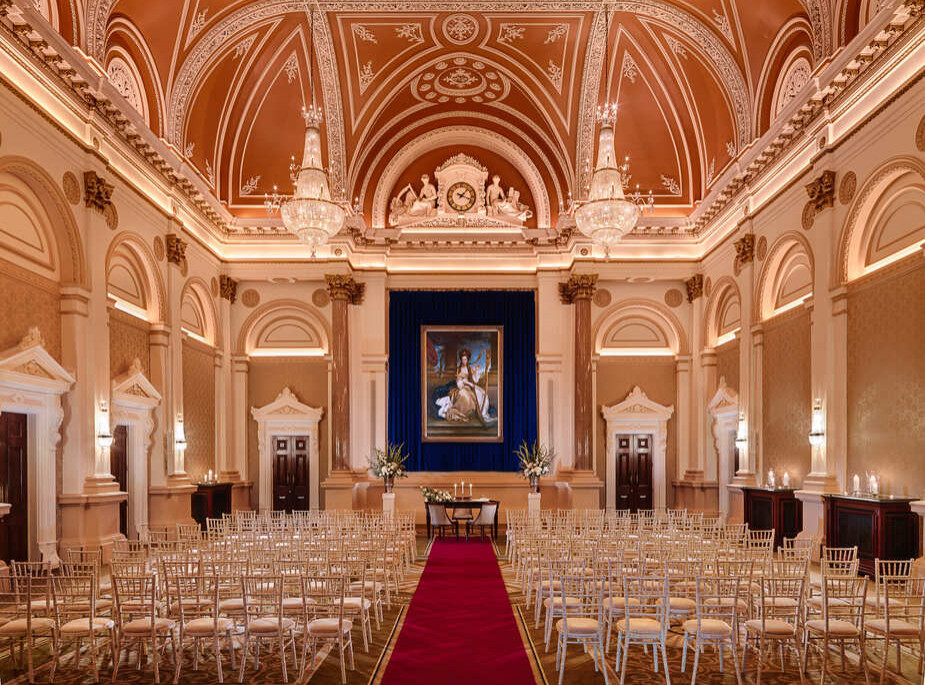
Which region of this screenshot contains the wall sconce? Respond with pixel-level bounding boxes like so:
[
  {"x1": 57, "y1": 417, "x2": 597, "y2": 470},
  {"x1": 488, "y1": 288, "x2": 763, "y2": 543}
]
[
  {"x1": 97, "y1": 400, "x2": 114, "y2": 449},
  {"x1": 175, "y1": 412, "x2": 187, "y2": 451},
  {"x1": 808, "y1": 398, "x2": 825, "y2": 447},
  {"x1": 734, "y1": 412, "x2": 748, "y2": 450}
]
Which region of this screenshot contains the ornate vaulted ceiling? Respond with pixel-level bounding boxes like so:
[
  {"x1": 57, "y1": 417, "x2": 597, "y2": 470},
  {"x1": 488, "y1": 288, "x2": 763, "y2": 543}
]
[{"x1": 31, "y1": 0, "x2": 878, "y2": 231}]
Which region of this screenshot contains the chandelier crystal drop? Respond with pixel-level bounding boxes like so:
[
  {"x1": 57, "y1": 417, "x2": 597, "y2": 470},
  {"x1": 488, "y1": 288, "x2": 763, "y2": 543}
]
[
  {"x1": 267, "y1": 105, "x2": 346, "y2": 255},
  {"x1": 573, "y1": 103, "x2": 653, "y2": 254}
]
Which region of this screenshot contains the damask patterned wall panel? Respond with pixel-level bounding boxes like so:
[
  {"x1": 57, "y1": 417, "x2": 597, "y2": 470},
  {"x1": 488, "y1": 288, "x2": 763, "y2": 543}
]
[
  {"x1": 762, "y1": 309, "x2": 812, "y2": 481},
  {"x1": 715, "y1": 339, "x2": 740, "y2": 393},
  {"x1": 109, "y1": 309, "x2": 149, "y2": 377},
  {"x1": 247, "y1": 359, "x2": 329, "y2": 510},
  {"x1": 182, "y1": 339, "x2": 215, "y2": 482},
  {"x1": 847, "y1": 260, "x2": 925, "y2": 498},
  {"x1": 595, "y1": 358, "x2": 678, "y2": 507},
  {"x1": 0, "y1": 264, "x2": 61, "y2": 360}
]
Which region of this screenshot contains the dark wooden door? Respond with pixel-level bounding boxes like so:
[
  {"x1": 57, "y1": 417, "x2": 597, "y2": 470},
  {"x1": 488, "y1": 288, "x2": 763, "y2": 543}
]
[
  {"x1": 614, "y1": 433, "x2": 653, "y2": 512},
  {"x1": 111, "y1": 425, "x2": 128, "y2": 537},
  {"x1": 272, "y1": 436, "x2": 309, "y2": 512},
  {"x1": 0, "y1": 412, "x2": 28, "y2": 563}
]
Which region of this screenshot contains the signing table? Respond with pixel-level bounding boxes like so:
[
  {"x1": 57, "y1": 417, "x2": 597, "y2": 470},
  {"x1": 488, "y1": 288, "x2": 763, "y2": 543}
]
[{"x1": 425, "y1": 499, "x2": 500, "y2": 539}]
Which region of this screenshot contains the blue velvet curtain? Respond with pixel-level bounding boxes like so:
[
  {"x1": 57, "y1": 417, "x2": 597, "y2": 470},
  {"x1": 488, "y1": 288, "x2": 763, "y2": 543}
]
[{"x1": 388, "y1": 290, "x2": 537, "y2": 471}]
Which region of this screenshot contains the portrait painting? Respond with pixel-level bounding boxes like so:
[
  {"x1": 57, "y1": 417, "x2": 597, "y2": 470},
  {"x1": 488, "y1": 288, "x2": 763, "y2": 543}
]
[{"x1": 421, "y1": 326, "x2": 503, "y2": 442}]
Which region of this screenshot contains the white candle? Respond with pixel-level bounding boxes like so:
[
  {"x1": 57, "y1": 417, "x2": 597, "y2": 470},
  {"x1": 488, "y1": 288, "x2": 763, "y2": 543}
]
[
  {"x1": 454, "y1": 483, "x2": 457, "y2": 497},
  {"x1": 782, "y1": 471, "x2": 791, "y2": 488},
  {"x1": 852, "y1": 474, "x2": 860, "y2": 493},
  {"x1": 870, "y1": 475, "x2": 879, "y2": 495},
  {"x1": 768, "y1": 469, "x2": 776, "y2": 488},
  {"x1": 469, "y1": 483, "x2": 473, "y2": 497}
]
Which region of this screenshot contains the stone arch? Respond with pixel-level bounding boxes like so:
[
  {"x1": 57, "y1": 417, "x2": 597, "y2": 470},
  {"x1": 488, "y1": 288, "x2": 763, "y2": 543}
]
[
  {"x1": 702, "y1": 276, "x2": 743, "y2": 349},
  {"x1": 755, "y1": 232, "x2": 815, "y2": 322},
  {"x1": 236, "y1": 299, "x2": 330, "y2": 358},
  {"x1": 836, "y1": 156, "x2": 925, "y2": 285},
  {"x1": 105, "y1": 232, "x2": 166, "y2": 323},
  {"x1": 180, "y1": 277, "x2": 219, "y2": 347},
  {"x1": 594, "y1": 298, "x2": 690, "y2": 357},
  {"x1": 0, "y1": 156, "x2": 87, "y2": 289}
]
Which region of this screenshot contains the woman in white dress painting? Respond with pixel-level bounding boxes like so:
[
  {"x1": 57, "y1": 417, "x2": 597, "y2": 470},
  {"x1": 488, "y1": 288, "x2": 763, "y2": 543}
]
[{"x1": 434, "y1": 348, "x2": 496, "y2": 426}]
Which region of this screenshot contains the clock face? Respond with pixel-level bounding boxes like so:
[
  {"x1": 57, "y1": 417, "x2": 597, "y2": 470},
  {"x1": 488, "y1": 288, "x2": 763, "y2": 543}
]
[{"x1": 446, "y1": 181, "x2": 476, "y2": 212}]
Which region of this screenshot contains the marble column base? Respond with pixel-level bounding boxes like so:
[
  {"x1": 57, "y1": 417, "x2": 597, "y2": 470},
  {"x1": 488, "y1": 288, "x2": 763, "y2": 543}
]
[
  {"x1": 148, "y1": 484, "x2": 196, "y2": 534},
  {"x1": 57, "y1": 491, "x2": 126, "y2": 563},
  {"x1": 673, "y1": 478, "x2": 719, "y2": 516}
]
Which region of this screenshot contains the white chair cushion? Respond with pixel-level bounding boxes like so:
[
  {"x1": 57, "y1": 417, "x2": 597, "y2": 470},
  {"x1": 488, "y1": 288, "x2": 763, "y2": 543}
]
[
  {"x1": 307, "y1": 618, "x2": 353, "y2": 636},
  {"x1": 805, "y1": 619, "x2": 859, "y2": 636},
  {"x1": 745, "y1": 619, "x2": 796, "y2": 636},
  {"x1": 249, "y1": 617, "x2": 295, "y2": 633},
  {"x1": 122, "y1": 617, "x2": 175, "y2": 634},
  {"x1": 669, "y1": 597, "x2": 696, "y2": 612},
  {"x1": 184, "y1": 617, "x2": 234, "y2": 635},
  {"x1": 865, "y1": 618, "x2": 921, "y2": 636},
  {"x1": 616, "y1": 618, "x2": 663, "y2": 636},
  {"x1": 705, "y1": 597, "x2": 747, "y2": 612},
  {"x1": 218, "y1": 598, "x2": 245, "y2": 612},
  {"x1": 342, "y1": 597, "x2": 371, "y2": 610},
  {"x1": 556, "y1": 617, "x2": 600, "y2": 635},
  {"x1": 60, "y1": 617, "x2": 115, "y2": 634},
  {"x1": 544, "y1": 597, "x2": 581, "y2": 609},
  {"x1": 682, "y1": 619, "x2": 733, "y2": 637},
  {"x1": 0, "y1": 618, "x2": 56, "y2": 635}
]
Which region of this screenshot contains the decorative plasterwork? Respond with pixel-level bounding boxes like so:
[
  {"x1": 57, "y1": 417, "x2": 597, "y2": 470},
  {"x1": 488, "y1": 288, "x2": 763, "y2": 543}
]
[
  {"x1": 602, "y1": 386, "x2": 674, "y2": 511},
  {"x1": 369, "y1": 125, "x2": 552, "y2": 229},
  {"x1": 805, "y1": 169, "x2": 837, "y2": 215},
  {"x1": 165, "y1": 233, "x2": 188, "y2": 269},
  {"x1": 0, "y1": 328, "x2": 75, "y2": 564},
  {"x1": 685, "y1": 274, "x2": 703, "y2": 302},
  {"x1": 734, "y1": 233, "x2": 756, "y2": 269},
  {"x1": 251, "y1": 387, "x2": 323, "y2": 511},
  {"x1": 219, "y1": 275, "x2": 238, "y2": 304}
]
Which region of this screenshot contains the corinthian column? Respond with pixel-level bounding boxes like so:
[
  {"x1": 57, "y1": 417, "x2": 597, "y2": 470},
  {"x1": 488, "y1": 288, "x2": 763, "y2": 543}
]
[
  {"x1": 559, "y1": 274, "x2": 598, "y2": 471},
  {"x1": 325, "y1": 274, "x2": 365, "y2": 472}
]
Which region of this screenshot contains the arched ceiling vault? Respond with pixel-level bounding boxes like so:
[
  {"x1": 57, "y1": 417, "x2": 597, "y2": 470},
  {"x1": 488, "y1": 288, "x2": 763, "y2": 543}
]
[{"x1": 56, "y1": 1, "x2": 871, "y2": 228}]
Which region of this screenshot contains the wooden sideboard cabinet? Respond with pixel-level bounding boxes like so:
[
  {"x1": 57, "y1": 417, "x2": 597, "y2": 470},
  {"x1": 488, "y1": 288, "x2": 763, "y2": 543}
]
[
  {"x1": 823, "y1": 494, "x2": 920, "y2": 576},
  {"x1": 191, "y1": 482, "x2": 232, "y2": 530},
  {"x1": 742, "y1": 486, "x2": 802, "y2": 550}
]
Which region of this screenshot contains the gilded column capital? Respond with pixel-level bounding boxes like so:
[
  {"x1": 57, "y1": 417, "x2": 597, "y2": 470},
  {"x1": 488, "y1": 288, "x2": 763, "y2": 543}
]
[
  {"x1": 165, "y1": 234, "x2": 187, "y2": 269},
  {"x1": 685, "y1": 274, "x2": 704, "y2": 302},
  {"x1": 558, "y1": 273, "x2": 599, "y2": 304},
  {"x1": 734, "y1": 234, "x2": 755, "y2": 271},
  {"x1": 83, "y1": 171, "x2": 113, "y2": 213},
  {"x1": 219, "y1": 275, "x2": 238, "y2": 304},
  {"x1": 325, "y1": 274, "x2": 365, "y2": 305}
]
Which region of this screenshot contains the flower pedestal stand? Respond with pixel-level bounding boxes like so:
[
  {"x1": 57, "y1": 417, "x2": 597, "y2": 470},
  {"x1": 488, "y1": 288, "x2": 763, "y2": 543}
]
[
  {"x1": 527, "y1": 491, "x2": 541, "y2": 520},
  {"x1": 382, "y1": 492, "x2": 396, "y2": 519}
]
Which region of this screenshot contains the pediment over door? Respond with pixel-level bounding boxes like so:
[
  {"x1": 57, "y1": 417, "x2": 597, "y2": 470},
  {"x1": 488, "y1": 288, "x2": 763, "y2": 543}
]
[
  {"x1": 601, "y1": 386, "x2": 674, "y2": 422},
  {"x1": 708, "y1": 377, "x2": 739, "y2": 416},
  {"x1": 112, "y1": 358, "x2": 161, "y2": 409},
  {"x1": 251, "y1": 387, "x2": 324, "y2": 422},
  {"x1": 0, "y1": 327, "x2": 75, "y2": 393}
]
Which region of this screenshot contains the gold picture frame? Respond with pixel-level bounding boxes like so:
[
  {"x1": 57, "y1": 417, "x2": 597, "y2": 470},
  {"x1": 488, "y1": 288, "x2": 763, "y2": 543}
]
[{"x1": 421, "y1": 325, "x2": 503, "y2": 442}]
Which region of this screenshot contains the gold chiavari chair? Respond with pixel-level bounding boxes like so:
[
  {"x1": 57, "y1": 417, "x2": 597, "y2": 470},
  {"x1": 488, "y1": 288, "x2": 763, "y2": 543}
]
[
  {"x1": 801, "y1": 575, "x2": 868, "y2": 685},
  {"x1": 0, "y1": 571, "x2": 58, "y2": 684},
  {"x1": 301, "y1": 573, "x2": 355, "y2": 684},
  {"x1": 238, "y1": 574, "x2": 298, "y2": 683},
  {"x1": 168, "y1": 572, "x2": 235, "y2": 683},
  {"x1": 865, "y1": 573, "x2": 925, "y2": 684},
  {"x1": 53, "y1": 571, "x2": 116, "y2": 684},
  {"x1": 681, "y1": 574, "x2": 743, "y2": 685},
  {"x1": 743, "y1": 574, "x2": 806, "y2": 685},
  {"x1": 111, "y1": 570, "x2": 177, "y2": 683}
]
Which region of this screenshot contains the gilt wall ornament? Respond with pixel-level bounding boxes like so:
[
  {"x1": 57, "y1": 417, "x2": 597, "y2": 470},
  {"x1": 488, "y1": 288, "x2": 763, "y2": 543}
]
[
  {"x1": 83, "y1": 171, "x2": 113, "y2": 212},
  {"x1": 734, "y1": 234, "x2": 755, "y2": 271},
  {"x1": 62, "y1": 172, "x2": 80, "y2": 205},
  {"x1": 803, "y1": 170, "x2": 837, "y2": 228},
  {"x1": 325, "y1": 274, "x2": 365, "y2": 305},
  {"x1": 388, "y1": 153, "x2": 532, "y2": 227},
  {"x1": 241, "y1": 289, "x2": 261, "y2": 308},
  {"x1": 558, "y1": 274, "x2": 598, "y2": 304},
  {"x1": 839, "y1": 171, "x2": 857, "y2": 205},
  {"x1": 165, "y1": 234, "x2": 188, "y2": 269},
  {"x1": 219, "y1": 275, "x2": 238, "y2": 303},
  {"x1": 685, "y1": 275, "x2": 704, "y2": 303}
]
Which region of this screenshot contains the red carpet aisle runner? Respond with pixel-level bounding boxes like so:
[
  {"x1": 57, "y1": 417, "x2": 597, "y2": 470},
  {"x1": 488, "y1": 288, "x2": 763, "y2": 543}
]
[{"x1": 381, "y1": 539, "x2": 536, "y2": 685}]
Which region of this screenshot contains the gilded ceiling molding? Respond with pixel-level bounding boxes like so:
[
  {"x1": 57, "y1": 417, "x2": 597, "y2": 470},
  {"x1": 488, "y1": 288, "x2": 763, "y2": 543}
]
[
  {"x1": 575, "y1": 10, "x2": 605, "y2": 196},
  {"x1": 219, "y1": 275, "x2": 238, "y2": 304},
  {"x1": 314, "y1": 9, "x2": 347, "y2": 198},
  {"x1": 796, "y1": 0, "x2": 831, "y2": 61},
  {"x1": 325, "y1": 274, "x2": 365, "y2": 305},
  {"x1": 576, "y1": 2, "x2": 752, "y2": 197},
  {"x1": 685, "y1": 274, "x2": 703, "y2": 302},
  {"x1": 86, "y1": 0, "x2": 117, "y2": 59},
  {"x1": 369, "y1": 125, "x2": 552, "y2": 229}
]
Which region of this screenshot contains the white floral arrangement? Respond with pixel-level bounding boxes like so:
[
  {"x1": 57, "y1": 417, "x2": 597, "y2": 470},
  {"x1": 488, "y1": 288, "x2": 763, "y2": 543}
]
[
  {"x1": 368, "y1": 442, "x2": 409, "y2": 480},
  {"x1": 420, "y1": 487, "x2": 453, "y2": 503},
  {"x1": 514, "y1": 440, "x2": 554, "y2": 479}
]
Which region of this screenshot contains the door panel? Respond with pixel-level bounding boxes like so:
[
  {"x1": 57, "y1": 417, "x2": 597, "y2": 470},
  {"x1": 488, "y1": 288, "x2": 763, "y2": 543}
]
[
  {"x1": 634, "y1": 435, "x2": 653, "y2": 511},
  {"x1": 111, "y1": 425, "x2": 128, "y2": 537},
  {"x1": 613, "y1": 433, "x2": 654, "y2": 513},
  {"x1": 272, "y1": 436, "x2": 310, "y2": 512},
  {"x1": 0, "y1": 412, "x2": 28, "y2": 563}
]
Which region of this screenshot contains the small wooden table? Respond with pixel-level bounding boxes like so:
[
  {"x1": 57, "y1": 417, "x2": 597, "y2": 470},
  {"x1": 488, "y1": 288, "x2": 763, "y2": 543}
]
[
  {"x1": 191, "y1": 482, "x2": 232, "y2": 531},
  {"x1": 823, "y1": 494, "x2": 919, "y2": 576},
  {"x1": 742, "y1": 486, "x2": 802, "y2": 550},
  {"x1": 425, "y1": 499, "x2": 500, "y2": 539}
]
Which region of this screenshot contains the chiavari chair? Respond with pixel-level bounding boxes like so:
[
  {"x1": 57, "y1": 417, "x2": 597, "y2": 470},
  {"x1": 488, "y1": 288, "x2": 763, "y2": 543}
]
[
  {"x1": 553, "y1": 571, "x2": 609, "y2": 685},
  {"x1": 0, "y1": 571, "x2": 58, "y2": 684},
  {"x1": 301, "y1": 573, "x2": 355, "y2": 684},
  {"x1": 743, "y1": 574, "x2": 806, "y2": 684},
  {"x1": 53, "y1": 571, "x2": 116, "y2": 683},
  {"x1": 865, "y1": 567, "x2": 925, "y2": 683},
  {"x1": 111, "y1": 570, "x2": 176, "y2": 683},
  {"x1": 681, "y1": 574, "x2": 743, "y2": 685},
  {"x1": 615, "y1": 571, "x2": 671, "y2": 685},
  {"x1": 238, "y1": 574, "x2": 298, "y2": 683},
  {"x1": 168, "y1": 572, "x2": 235, "y2": 683},
  {"x1": 802, "y1": 575, "x2": 868, "y2": 684}
]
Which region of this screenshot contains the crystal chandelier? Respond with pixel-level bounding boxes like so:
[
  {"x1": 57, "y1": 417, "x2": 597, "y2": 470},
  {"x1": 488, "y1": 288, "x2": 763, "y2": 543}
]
[
  {"x1": 265, "y1": 106, "x2": 346, "y2": 255},
  {"x1": 572, "y1": 7, "x2": 653, "y2": 255}
]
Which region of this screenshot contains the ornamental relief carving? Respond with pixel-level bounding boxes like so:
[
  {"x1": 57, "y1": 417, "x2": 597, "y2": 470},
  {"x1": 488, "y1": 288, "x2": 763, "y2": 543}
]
[
  {"x1": 165, "y1": 233, "x2": 188, "y2": 269},
  {"x1": 733, "y1": 234, "x2": 755, "y2": 271},
  {"x1": 558, "y1": 273, "x2": 598, "y2": 303},
  {"x1": 83, "y1": 171, "x2": 113, "y2": 212},
  {"x1": 684, "y1": 275, "x2": 703, "y2": 303},
  {"x1": 325, "y1": 274, "x2": 365, "y2": 304}
]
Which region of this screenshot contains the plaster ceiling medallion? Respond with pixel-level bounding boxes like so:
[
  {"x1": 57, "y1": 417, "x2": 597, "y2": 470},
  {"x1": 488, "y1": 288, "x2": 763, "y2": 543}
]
[
  {"x1": 62, "y1": 172, "x2": 80, "y2": 205},
  {"x1": 241, "y1": 289, "x2": 261, "y2": 308},
  {"x1": 412, "y1": 57, "x2": 510, "y2": 105},
  {"x1": 442, "y1": 14, "x2": 479, "y2": 45},
  {"x1": 839, "y1": 172, "x2": 857, "y2": 205},
  {"x1": 664, "y1": 289, "x2": 683, "y2": 308}
]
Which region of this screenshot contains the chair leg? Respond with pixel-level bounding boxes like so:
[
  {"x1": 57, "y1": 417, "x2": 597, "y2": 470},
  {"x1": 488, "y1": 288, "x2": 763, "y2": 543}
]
[
  {"x1": 661, "y1": 641, "x2": 672, "y2": 685},
  {"x1": 731, "y1": 638, "x2": 743, "y2": 685},
  {"x1": 691, "y1": 635, "x2": 702, "y2": 685}
]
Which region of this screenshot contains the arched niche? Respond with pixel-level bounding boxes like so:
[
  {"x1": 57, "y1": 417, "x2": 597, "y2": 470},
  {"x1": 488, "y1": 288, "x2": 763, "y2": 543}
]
[
  {"x1": 180, "y1": 278, "x2": 219, "y2": 347},
  {"x1": 106, "y1": 232, "x2": 165, "y2": 323},
  {"x1": 0, "y1": 156, "x2": 87, "y2": 289},
  {"x1": 703, "y1": 277, "x2": 743, "y2": 349},
  {"x1": 236, "y1": 300, "x2": 330, "y2": 358},
  {"x1": 838, "y1": 158, "x2": 925, "y2": 284},
  {"x1": 756, "y1": 233, "x2": 815, "y2": 321},
  {"x1": 594, "y1": 299, "x2": 689, "y2": 357}
]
